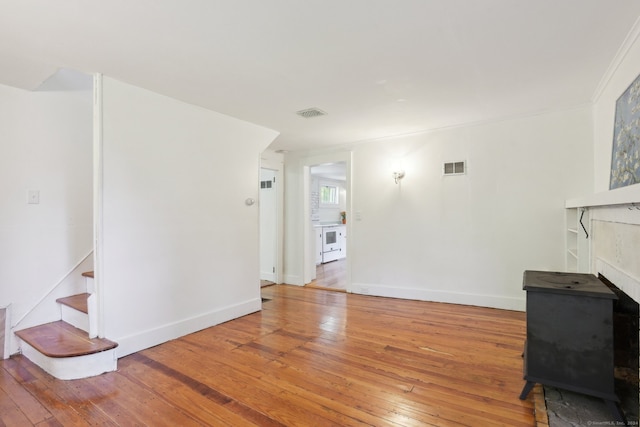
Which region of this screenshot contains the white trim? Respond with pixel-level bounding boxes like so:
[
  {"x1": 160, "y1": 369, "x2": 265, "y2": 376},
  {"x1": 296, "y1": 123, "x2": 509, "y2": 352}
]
[
  {"x1": 303, "y1": 166, "x2": 312, "y2": 284},
  {"x1": 114, "y1": 298, "x2": 261, "y2": 357},
  {"x1": 12, "y1": 251, "x2": 94, "y2": 329},
  {"x1": 259, "y1": 162, "x2": 284, "y2": 284},
  {"x1": 283, "y1": 274, "x2": 304, "y2": 286},
  {"x1": 299, "y1": 151, "x2": 353, "y2": 290},
  {"x1": 595, "y1": 258, "x2": 640, "y2": 304},
  {"x1": 592, "y1": 15, "x2": 640, "y2": 103},
  {"x1": 2, "y1": 305, "x2": 10, "y2": 360},
  {"x1": 566, "y1": 184, "x2": 640, "y2": 208},
  {"x1": 351, "y1": 282, "x2": 526, "y2": 312},
  {"x1": 87, "y1": 293, "x2": 98, "y2": 338},
  {"x1": 93, "y1": 73, "x2": 105, "y2": 338}
]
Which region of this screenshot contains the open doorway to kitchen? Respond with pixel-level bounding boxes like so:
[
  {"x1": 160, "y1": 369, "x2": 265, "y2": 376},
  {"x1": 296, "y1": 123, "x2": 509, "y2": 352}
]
[{"x1": 306, "y1": 162, "x2": 347, "y2": 292}]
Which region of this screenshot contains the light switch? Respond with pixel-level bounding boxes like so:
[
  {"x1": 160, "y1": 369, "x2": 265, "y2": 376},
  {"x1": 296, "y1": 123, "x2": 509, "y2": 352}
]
[
  {"x1": 355, "y1": 210, "x2": 362, "y2": 221},
  {"x1": 28, "y1": 190, "x2": 40, "y2": 204}
]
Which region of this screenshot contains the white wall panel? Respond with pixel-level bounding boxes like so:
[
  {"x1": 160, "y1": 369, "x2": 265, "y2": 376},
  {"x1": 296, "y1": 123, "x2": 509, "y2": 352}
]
[
  {"x1": 285, "y1": 108, "x2": 593, "y2": 310},
  {"x1": 100, "y1": 77, "x2": 277, "y2": 356},
  {"x1": 0, "y1": 83, "x2": 92, "y2": 354}
]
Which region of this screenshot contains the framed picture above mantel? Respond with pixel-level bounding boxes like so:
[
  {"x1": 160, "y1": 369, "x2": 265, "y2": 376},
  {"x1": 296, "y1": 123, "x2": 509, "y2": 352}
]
[{"x1": 610, "y1": 73, "x2": 640, "y2": 190}]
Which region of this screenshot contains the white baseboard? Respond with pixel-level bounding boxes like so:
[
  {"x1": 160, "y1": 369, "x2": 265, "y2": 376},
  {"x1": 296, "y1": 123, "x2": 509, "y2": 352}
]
[
  {"x1": 1, "y1": 305, "x2": 9, "y2": 360},
  {"x1": 283, "y1": 274, "x2": 304, "y2": 286},
  {"x1": 114, "y1": 298, "x2": 262, "y2": 357},
  {"x1": 351, "y1": 282, "x2": 525, "y2": 312},
  {"x1": 260, "y1": 271, "x2": 276, "y2": 282}
]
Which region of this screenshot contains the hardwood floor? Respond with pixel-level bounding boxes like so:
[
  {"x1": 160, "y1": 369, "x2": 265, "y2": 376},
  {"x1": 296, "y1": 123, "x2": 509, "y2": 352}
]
[
  {"x1": 306, "y1": 258, "x2": 347, "y2": 292},
  {"x1": 1, "y1": 285, "x2": 534, "y2": 426}
]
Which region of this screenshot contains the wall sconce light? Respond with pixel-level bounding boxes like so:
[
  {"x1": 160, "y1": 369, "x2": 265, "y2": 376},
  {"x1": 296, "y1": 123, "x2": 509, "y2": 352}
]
[{"x1": 392, "y1": 170, "x2": 405, "y2": 184}]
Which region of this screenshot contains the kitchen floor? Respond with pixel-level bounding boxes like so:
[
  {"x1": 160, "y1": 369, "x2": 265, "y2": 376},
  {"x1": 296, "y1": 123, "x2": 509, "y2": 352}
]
[{"x1": 306, "y1": 258, "x2": 346, "y2": 292}]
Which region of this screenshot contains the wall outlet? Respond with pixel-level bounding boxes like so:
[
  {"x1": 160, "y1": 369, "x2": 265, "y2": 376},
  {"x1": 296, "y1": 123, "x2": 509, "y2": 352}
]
[{"x1": 27, "y1": 190, "x2": 40, "y2": 204}]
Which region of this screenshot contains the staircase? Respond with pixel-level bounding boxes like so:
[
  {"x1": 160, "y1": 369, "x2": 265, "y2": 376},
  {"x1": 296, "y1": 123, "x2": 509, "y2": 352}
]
[{"x1": 14, "y1": 272, "x2": 118, "y2": 380}]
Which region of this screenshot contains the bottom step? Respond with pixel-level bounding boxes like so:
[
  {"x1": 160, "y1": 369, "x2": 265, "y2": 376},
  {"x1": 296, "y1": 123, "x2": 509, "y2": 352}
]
[
  {"x1": 15, "y1": 321, "x2": 116, "y2": 357},
  {"x1": 15, "y1": 321, "x2": 118, "y2": 380}
]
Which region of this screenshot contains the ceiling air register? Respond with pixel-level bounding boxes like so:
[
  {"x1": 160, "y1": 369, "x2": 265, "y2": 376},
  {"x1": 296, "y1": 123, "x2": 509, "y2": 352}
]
[{"x1": 296, "y1": 107, "x2": 327, "y2": 118}]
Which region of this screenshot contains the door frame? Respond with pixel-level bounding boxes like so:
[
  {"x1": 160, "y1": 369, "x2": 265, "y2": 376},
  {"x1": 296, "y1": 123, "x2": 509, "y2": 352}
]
[
  {"x1": 260, "y1": 155, "x2": 284, "y2": 284},
  {"x1": 301, "y1": 152, "x2": 352, "y2": 291}
]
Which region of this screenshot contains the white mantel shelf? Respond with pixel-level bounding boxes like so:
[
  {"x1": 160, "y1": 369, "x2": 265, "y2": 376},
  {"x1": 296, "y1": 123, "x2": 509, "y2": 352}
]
[{"x1": 566, "y1": 184, "x2": 640, "y2": 208}]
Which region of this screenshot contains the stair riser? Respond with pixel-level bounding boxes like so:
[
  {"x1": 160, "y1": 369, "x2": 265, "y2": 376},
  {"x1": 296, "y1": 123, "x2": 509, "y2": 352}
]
[
  {"x1": 60, "y1": 305, "x2": 89, "y2": 333},
  {"x1": 20, "y1": 340, "x2": 117, "y2": 380}
]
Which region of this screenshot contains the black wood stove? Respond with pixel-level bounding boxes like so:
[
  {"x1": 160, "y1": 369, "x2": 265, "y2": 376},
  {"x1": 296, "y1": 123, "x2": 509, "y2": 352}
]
[{"x1": 519, "y1": 270, "x2": 624, "y2": 422}]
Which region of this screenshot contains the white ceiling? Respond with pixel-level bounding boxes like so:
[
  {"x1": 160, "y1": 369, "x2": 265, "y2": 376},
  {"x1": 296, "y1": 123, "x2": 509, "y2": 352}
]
[{"x1": 2, "y1": 1, "x2": 640, "y2": 152}]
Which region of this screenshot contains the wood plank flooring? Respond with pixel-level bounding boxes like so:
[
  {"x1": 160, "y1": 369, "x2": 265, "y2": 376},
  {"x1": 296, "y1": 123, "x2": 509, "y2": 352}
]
[
  {"x1": 306, "y1": 258, "x2": 347, "y2": 292},
  {"x1": 1, "y1": 285, "x2": 534, "y2": 426}
]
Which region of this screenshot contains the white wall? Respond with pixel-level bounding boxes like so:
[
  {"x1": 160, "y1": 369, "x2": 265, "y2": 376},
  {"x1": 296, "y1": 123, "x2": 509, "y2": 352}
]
[
  {"x1": 285, "y1": 107, "x2": 593, "y2": 310},
  {"x1": 0, "y1": 82, "x2": 93, "y2": 353},
  {"x1": 99, "y1": 77, "x2": 278, "y2": 356}
]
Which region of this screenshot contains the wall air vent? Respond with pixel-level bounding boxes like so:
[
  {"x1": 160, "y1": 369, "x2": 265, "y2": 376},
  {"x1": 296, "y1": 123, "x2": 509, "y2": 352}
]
[
  {"x1": 296, "y1": 107, "x2": 327, "y2": 119},
  {"x1": 443, "y1": 161, "x2": 466, "y2": 176}
]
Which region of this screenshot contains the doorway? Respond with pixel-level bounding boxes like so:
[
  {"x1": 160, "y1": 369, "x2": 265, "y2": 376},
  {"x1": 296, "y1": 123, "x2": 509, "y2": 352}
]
[
  {"x1": 306, "y1": 162, "x2": 348, "y2": 291},
  {"x1": 260, "y1": 168, "x2": 277, "y2": 286}
]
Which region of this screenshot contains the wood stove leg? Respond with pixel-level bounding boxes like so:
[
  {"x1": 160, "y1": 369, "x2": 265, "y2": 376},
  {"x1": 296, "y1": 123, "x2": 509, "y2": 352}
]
[
  {"x1": 519, "y1": 381, "x2": 535, "y2": 400},
  {"x1": 604, "y1": 399, "x2": 625, "y2": 424}
]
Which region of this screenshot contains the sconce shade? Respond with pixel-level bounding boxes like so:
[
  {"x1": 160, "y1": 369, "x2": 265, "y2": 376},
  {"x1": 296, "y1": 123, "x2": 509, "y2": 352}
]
[{"x1": 393, "y1": 171, "x2": 405, "y2": 184}]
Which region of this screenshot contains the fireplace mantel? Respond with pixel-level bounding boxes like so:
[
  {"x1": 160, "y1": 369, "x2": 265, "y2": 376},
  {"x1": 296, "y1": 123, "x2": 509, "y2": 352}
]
[{"x1": 566, "y1": 184, "x2": 640, "y2": 208}]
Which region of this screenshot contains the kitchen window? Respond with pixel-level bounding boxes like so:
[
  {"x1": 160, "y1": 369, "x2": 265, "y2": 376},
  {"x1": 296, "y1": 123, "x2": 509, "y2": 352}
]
[{"x1": 319, "y1": 183, "x2": 339, "y2": 206}]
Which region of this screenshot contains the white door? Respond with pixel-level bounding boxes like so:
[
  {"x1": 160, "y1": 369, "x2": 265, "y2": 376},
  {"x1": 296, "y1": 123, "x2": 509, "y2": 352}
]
[{"x1": 260, "y1": 169, "x2": 277, "y2": 282}]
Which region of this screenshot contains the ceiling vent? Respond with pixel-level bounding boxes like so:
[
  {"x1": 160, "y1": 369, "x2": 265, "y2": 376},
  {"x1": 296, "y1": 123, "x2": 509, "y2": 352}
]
[{"x1": 296, "y1": 107, "x2": 327, "y2": 119}]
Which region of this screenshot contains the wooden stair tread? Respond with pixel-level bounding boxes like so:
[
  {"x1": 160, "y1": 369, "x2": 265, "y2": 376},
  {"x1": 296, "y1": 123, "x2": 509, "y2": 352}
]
[
  {"x1": 56, "y1": 293, "x2": 89, "y2": 313},
  {"x1": 15, "y1": 321, "x2": 117, "y2": 358},
  {"x1": 82, "y1": 271, "x2": 94, "y2": 278}
]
